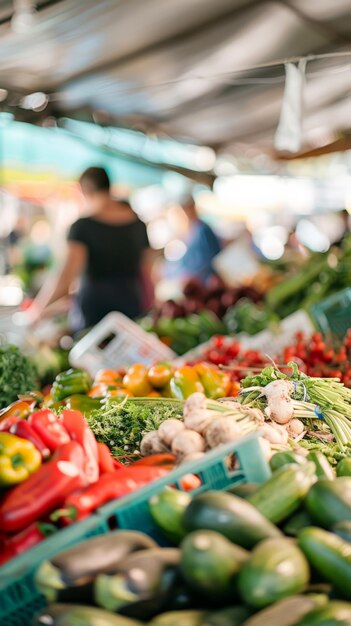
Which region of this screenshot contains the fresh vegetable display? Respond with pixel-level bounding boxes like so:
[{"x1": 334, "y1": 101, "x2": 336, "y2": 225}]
[
  {"x1": 34, "y1": 452, "x2": 351, "y2": 626},
  {"x1": 0, "y1": 344, "x2": 36, "y2": 408}
]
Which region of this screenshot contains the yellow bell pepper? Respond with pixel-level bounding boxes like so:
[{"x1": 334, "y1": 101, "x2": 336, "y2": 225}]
[{"x1": 0, "y1": 433, "x2": 42, "y2": 487}]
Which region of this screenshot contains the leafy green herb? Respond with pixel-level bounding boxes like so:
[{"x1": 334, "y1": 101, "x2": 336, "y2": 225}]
[
  {"x1": 0, "y1": 344, "x2": 36, "y2": 408},
  {"x1": 87, "y1": 398, "x2": 183, "y2": 458}
]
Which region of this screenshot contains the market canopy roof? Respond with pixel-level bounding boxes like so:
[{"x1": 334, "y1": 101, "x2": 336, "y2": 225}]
[{"x1": 1, "y1": 0, "x2": 351, "y2": 155}]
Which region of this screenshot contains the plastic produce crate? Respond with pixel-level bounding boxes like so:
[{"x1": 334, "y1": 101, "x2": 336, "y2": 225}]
[
  {"x1": 69, "y1": 311, "x2": 176, "y2": 376},
  {"x1": 0, "y1": 514, "x2": 108, "y2": 626},
  {"x1": 0, "y1": 433, "x2": 270, "y2": 626},
  {"x1": 310, "y1": 288, "x2": 351, "y2": 339},
  {"x1": 97, "y1": 433, "x2": 271, "y2": 542}
]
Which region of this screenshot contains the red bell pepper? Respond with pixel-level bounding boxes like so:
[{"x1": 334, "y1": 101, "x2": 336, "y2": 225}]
[
  {"x1": 0, "y1": 441, "x2": 87, "y2": 533},
  {"x1": 9, "y1": 421, "x2": 50, "y2": 459},
  {"x1": 0, "y1": 522, "x2": 56, "y2": 565},
  {"x1": 59, "y1": 409, "x2": 99, "y2": 483},
  {"x1": 97, "y1": 442, "x2": 116, "y2": 474},
  {"x1": 52, "y1": 465, "x2": 170, "y2": 522},
  {"x1": 28, "y1": 409, "x2": 70, "y2": 452}
]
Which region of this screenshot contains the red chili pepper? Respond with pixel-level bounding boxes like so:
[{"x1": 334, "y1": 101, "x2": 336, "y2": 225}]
[
  {"x1": 0, "y1": 441, "x2": 87, "y2": 533},
  {"x1": 97, "y1": 442, "x2": 116, "y2": 474},
  {"x1": 0, "y1": 415, "x2": 22, "y2": 432},
  {"x1": 28, "y1": 409, "x2": 70, "y2": 452},
  {"x1": 9, "y1": 421, "x2": 50, "y2": 459},
  {"x1": 132, "y1": 453, "x2": 176, "y2": 470},
  {"x1": 52, "y1": 465, "x2": 170, "y2": 521},
  {"x1": 0, "y1": 522, "x2": 57, "y2": 564},
  {"x1": 59, "y1": 409, "x2": 99, "y2": 483}
]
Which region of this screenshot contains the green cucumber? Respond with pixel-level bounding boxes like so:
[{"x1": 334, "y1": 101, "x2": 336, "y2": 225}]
[
  {"x1": 248, "y1": 463, "x2": 316, "y2": 524},
  {"x1": 242, "y1": 596, "x2": 322, "y2": 626},
  {"x1": 298, "y1": 527, "x2": 351, "y2": 599},
  {"x1": 295, "y1": 601, "x2": 351, "y2": 625},
  {"x1": 332, "y1": 521, "x2": 351, "y2": 543},
  {"x1": 283, "y1": 509, "x2": 314, "y2": 537},
  {"x1": 227, "y1": 484, "x2": 259, "y2": 499},
  {"x1": 305, "y1": 478, "x2": 351, "y2": 528},
  {"x1": 180, "y1": 530, "x2": 248, "y2": 599},
  {"x1": 270, "y1": 451, "x2": 306, "y2": 472},
  {"x1": 307, "y1": 452, "x2": 335, "y2": 481},
  {"x1": 238, "y1": 538, "x2": 310, "y2": 609},
  {"x1": 149, "y1": 488, "x2": 191, "y2": 544},
  {"x1": 336, "y1": 458, "x2": 351, "y2": 477},
  {"x1": 183, "y1": 491, "x2": 282, "y2": 549},
  {"x1": 205, "y1": 607, "x2": 251, "y2": 626}
]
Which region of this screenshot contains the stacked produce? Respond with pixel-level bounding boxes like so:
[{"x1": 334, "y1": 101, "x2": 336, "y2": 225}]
[
  {"x1": 186, "y1": 330, "x2": 351, "y2": 388},
  {"x1": 139, "y1": 276, "x2": 264, "y2": 354},
  {"x1": 34, "y1": 451, "x2": 351, "y2": 625},
  {"x1": 0, "y1": 398, "x2": 175, "y2": 565}
]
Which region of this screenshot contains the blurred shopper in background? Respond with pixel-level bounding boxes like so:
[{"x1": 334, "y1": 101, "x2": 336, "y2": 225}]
[
  {"x1": 177, "y1": 197, "x2": 221, "y2": 283},
  {"x1": 27, "y1": 167, "x2": 152, "y2": 330}
]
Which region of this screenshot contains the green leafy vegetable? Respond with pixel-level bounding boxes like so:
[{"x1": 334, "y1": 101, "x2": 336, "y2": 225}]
[
  {"x1": 0, "y1": 344, "x2": 36, "y2": 408},
  {"x1": 87, "y1": 397, "x2": 184, "y2": 458}
]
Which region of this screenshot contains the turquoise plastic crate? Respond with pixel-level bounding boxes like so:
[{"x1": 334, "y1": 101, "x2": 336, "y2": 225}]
[
  {"x1": 0, "y1": 514, "x2": 108, "y2": 626},
  {"x1": 310, "y1": 288, "x2": 351, "y2": 339},
  {"x1": 0, "y1": 433, "x2": 270, "y2": 626},
  {"x1": 97, "y1": 433, "x2": 270, "y2": 542}
]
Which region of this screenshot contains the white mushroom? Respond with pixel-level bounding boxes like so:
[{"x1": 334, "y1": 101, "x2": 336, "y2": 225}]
[
  {"x1": 286, "y1": 418, "x2": 305, "y2": 438},
  {"x1": 205, "y1": 417, "x2": 242, "y2": 449},
  {"x1": 158, "y1": 419, "x2": 185, "y2": 447},
  {"x1": 184, "y1": 409, "x2": 214, "y2": 434},
  {"x1": 140, "y1": 431, "x2": 169, "y2": 456},
  {"x1": 171, "y1": 429, "x2": 206, "y2": 459},
  {"x1": 245, "y1": 380, "x2": 294, "y2": 424}
]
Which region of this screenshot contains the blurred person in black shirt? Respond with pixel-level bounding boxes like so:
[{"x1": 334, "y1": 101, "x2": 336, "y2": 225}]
[{"x1": 27, "y1": 167, "x2": 152, "y2": 330}]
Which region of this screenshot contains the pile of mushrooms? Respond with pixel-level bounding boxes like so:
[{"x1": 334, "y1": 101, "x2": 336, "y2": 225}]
[{"x1": 139, "y1": 392, "x2": 285, "y2": 464}]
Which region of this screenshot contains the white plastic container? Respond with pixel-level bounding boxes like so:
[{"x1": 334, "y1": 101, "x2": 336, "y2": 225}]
[{"x1": 69, "y1": 312, "x2": 176, "y2": 376}]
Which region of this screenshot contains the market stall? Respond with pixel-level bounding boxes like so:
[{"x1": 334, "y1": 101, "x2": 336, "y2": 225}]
[{"x1": 1, "y1": 1, "x2": 351, "y2": 625}]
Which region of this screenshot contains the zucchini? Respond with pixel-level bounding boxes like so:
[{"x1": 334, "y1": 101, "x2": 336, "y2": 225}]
[
  {"x1": 227, "y1": 483, "x2": 259, "y2": 499},
  {"x1": 35, "y1": 530, "x2": 157, "y2": 602},
  {"x1": 270, "y1": 451, "x2": 306, "y2": 472},
  {"x1": 238, "y1": 538, "x2": 310, "y2": 609},
  {"x1": 183, "y1": 491, "x2": 282, "y2": 549},
  {"x1": 248, "y1": 463, "x2": 316, "y2": 524},
  {"x1": 283, "y1": 509, "x2": 314, "y2": 537},
  {"x1": 295, "y1": 601, "x2": 351, "y2": 625},
  {"x1": 149, "y1": 487, "x2": 191, "y2": 544},
  {"x1": 332, "y1": 521, "x2": 351, "y2": 543},
  {"x1": 305, "y1": 478, "x2": 351, "y2": 528},
  {"x1": 94, "y1": 548, "x2": 180, "y2": 619},
  {"x1": 307, "y1": 452, "x2": 335, "y2": 481},
  {"x1": 242, "y1": 595, "x2": 322, "y2": 626},
  {"x1": 34, "y1": 604, "x2": 142, "y2": 626},
  {"x1": 149, "y1": 611, "x2": 205, "y2": 626},
  {"x1": 298, "y1": 527, "x2": 351, "y2": 600},
  {"x1": 336, "y1": 458, "x2": 351, "y2": 477},
  {"x1": 180, "y1": 530, "x2": 248, "y2": 599}
]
